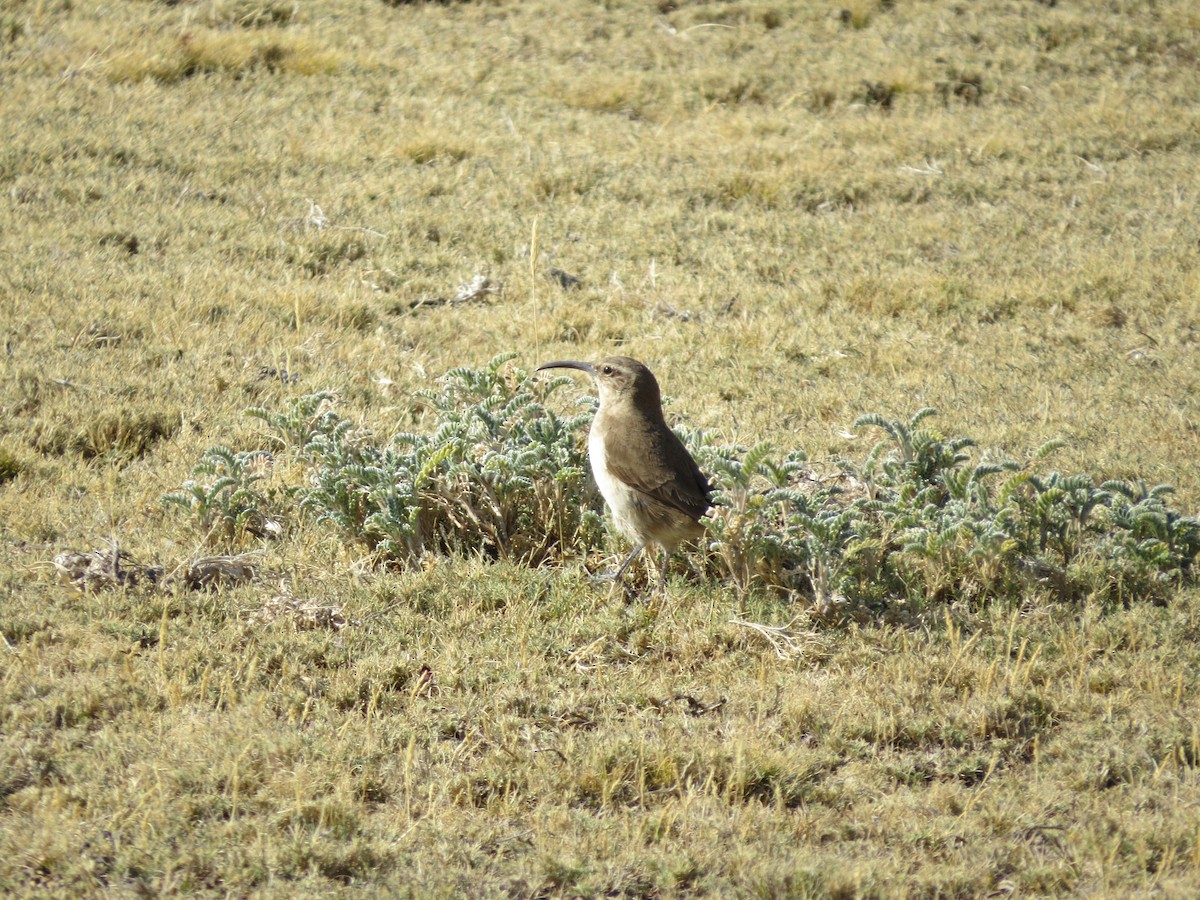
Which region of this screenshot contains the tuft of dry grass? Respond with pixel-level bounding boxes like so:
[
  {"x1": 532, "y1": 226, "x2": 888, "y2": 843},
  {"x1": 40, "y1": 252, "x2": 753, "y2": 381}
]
[{"x1": 106, "y1": 30, "x2": 340, "y2": 83}]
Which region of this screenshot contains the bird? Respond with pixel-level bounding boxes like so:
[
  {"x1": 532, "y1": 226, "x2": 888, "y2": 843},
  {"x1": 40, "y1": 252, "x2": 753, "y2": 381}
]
[{"x1": 535, "y1": 355, "x2": 712, "y2": 593}]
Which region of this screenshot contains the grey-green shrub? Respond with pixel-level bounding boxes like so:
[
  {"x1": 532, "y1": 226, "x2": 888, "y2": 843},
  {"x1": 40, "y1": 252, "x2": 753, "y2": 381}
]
[{"x1": 166, "y1": 361, "x2": 1200, "y2": 610}]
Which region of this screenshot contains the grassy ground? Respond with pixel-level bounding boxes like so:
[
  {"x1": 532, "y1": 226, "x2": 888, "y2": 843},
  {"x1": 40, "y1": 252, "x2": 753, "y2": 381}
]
[{"x1": 2, "y1": 0, "x2": 1200, "y2": 895}]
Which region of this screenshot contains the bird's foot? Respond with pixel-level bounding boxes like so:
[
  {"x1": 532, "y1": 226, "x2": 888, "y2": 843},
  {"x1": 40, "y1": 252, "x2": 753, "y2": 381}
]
[{"x1": 587, "y1": 569, "x2": 644, "y2": 604}]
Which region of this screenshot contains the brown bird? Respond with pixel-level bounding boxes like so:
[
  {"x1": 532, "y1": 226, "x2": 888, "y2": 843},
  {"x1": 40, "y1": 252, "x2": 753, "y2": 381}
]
[{"x1": 536, "y1": 356, "x2": 712, "y2": 592}]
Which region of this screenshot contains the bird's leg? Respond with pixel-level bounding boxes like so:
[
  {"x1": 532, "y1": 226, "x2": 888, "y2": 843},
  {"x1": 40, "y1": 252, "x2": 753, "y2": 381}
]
[
  {"x1": 588, "y1": 542, "x2": 644, "y2": 584},
  {"x1": 654, "y1": 548, "x2": 670, "y2": 596},
  {"x1": 614, "y1": 543, "x2": 646, "y2": 582},
  {"x1": 638, "y1": 548, "x2": 673, "y2": 617},
  {"x1": 678, "y1": 535, "x2": 706, "y2": 582}
]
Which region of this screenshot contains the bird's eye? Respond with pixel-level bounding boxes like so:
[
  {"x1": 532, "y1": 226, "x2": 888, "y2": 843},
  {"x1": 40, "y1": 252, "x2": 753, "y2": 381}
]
[{"x1": 601, "y1": 365, "x2": 613, "y2": 375}]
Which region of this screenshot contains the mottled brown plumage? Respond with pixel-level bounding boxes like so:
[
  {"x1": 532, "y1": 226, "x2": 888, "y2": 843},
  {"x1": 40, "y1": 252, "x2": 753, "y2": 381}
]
[{"x1": 536, "y1": 356, "x2": 712, "y2": 591}]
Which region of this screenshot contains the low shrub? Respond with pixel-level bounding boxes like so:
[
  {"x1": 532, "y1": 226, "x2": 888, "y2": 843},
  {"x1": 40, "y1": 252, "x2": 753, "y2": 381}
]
[{"x1": 165, "y1": 359, "x2": 1200, "y2": 611}]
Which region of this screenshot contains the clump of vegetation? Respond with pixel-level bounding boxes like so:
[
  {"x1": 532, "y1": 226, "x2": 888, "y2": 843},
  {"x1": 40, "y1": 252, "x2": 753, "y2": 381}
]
[
  {"x1": 702, "y1": 409, "x2": 1200, "y2": 614},
  {"x1": 937, "y1": 69, "x2": 985, "y2": 105},
  {"x1": 0, "y1": 447, "x2": 24, "y2": 483},
  {"x1": 200, "y1": 0, "x2": 299, "y2": 30},
  {"x1": 107, "y1": 29, "x2": 338, "y2": 83},
  {"x1": 397, "y1": 138, "x2": 471, "y2": 165},
  {"x1": 860, "y1": 80, "x2": 898, "y2": 110},
  {"x1": 292, "y1": 355, "x2": 603, "y2": 564},
  {"x1": 166, "y1": 360, "x2": 1200, "y2": 613},
  {"x1": 36, "y1": 406, "x2": 179, "y2": 460},
  {"x1": 161, "y1": 446, "x2": 281, "y2": 545},
  {"x1": 167, "y1": 355, "x2": 604, "y2": 564},
  {"x1": 381, "y1": 0, "x2": 471, "y2": 6}
]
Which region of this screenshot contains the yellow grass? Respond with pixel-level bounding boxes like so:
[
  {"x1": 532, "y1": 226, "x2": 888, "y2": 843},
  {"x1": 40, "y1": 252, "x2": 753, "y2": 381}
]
[{"x1": 2, "y1": 0, "x2": 1199, "y2": 894}]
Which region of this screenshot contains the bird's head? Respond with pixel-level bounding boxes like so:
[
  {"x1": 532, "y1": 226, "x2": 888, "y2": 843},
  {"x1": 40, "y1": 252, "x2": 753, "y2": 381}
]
[{"x1": 536, "y1": 355, "x2": 662, "y2": 412}]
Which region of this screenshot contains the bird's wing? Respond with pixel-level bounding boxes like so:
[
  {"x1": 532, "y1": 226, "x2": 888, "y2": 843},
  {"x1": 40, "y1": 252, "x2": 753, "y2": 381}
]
[{"x1": 605, "y1": 423, "x2": 712, "y2": 521}]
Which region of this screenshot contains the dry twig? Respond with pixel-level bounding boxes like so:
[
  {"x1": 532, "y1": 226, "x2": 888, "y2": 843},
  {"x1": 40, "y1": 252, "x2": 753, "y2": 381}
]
[{"x1": 728, "y1": 617, "x2": 818, "y2": 660}]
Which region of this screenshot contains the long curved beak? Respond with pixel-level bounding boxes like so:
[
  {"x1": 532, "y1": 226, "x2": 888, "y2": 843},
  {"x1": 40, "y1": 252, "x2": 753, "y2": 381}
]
[{"x1": 536, "y1": 360, "x2": 596, "y2": 377}]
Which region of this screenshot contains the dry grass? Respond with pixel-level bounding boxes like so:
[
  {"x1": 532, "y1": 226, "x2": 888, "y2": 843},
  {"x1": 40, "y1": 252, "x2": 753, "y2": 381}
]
[{"x1": 2, "y1": 0, "x2": 1200, "y2": 894}]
